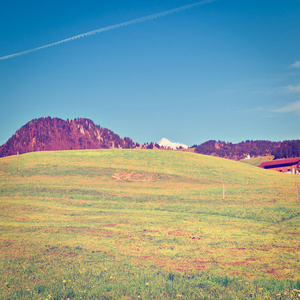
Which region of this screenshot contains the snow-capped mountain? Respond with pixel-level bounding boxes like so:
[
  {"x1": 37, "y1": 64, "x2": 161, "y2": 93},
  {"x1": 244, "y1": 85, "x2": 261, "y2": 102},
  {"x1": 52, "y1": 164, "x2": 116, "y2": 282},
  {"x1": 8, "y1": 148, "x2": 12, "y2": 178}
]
[{"x1": 158, "y1": 138, "x2": 188, "y2": 150}]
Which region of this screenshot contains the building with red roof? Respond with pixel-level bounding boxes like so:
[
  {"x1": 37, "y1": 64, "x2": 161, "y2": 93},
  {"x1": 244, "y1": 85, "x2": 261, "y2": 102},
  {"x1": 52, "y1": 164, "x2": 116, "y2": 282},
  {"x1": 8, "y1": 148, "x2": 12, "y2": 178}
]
[{"x1": 259, "y1": 157, "x2": 300, "y2": 174}]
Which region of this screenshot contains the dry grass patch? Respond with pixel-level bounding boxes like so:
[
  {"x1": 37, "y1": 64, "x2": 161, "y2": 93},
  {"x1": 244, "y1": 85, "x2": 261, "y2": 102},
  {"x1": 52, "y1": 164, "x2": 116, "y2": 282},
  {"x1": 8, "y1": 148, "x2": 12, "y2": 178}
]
[{"x1": 112, "y1": 170, "x2": 174, "y2": 182}]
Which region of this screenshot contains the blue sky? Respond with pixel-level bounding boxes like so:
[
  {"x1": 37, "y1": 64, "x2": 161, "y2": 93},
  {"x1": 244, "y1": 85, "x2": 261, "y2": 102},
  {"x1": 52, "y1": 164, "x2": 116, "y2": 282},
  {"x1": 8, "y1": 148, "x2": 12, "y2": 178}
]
[{"x1": 0, "y1": 0, "x2": 300, "y2": 146}]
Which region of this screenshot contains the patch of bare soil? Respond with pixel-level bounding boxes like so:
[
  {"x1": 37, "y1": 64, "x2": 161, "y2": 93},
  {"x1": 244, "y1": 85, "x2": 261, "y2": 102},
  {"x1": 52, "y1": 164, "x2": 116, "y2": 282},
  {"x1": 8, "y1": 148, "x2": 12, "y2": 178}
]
[{"x1": 112, "y1": 170, "x2": 173, "y2": 182}]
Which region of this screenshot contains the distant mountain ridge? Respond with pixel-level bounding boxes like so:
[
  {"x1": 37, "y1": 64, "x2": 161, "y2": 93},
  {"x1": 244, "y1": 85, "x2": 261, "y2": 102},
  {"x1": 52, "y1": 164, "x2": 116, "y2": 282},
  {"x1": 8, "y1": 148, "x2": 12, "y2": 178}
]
[
  {"x1": 194, "y1": 140, "x2": 300, "y2": 160},
  {"x1": 1, "y1": 117, "x2": 299, "y2": 160},
  {"x1": 158, "y1": 138, "x2": 188, "y2": 150},
  {"x1": 0, "y1": 117, "x2": 140, "y2": 157}
]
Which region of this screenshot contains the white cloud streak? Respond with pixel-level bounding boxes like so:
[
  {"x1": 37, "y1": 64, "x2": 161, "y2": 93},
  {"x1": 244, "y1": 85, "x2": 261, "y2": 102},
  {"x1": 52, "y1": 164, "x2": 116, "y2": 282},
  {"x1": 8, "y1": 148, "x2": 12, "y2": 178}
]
[
  {"x1": 286, "y1": 84, "x2": 300, "y2": 93},
  {"x1": 290, "y1": 61, "x2": 300, "y2": 69},
  {"x1": 273, "y1": 100, "x2": 300, "y2": 115},
  {"x1": 0, "y1": 0, "x2": 216, "y2": 61}
]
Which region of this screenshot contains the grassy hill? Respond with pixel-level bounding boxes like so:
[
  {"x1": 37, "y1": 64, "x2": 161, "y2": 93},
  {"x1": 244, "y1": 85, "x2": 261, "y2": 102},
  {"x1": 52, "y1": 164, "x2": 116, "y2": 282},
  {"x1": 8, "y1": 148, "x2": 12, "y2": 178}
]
[
  {"x1": 240, "y1": 155, "x2": 275, "y2": 167},
  {"x1": 0, "y1": 149, "x2": 300, "y2": 299}
]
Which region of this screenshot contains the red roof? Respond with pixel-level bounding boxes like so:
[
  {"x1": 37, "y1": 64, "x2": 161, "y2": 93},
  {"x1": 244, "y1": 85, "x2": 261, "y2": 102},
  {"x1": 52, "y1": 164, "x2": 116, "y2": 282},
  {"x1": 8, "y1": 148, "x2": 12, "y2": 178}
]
[{"x1": 259, "y1": 157, "x2": 300, "y2": 168}]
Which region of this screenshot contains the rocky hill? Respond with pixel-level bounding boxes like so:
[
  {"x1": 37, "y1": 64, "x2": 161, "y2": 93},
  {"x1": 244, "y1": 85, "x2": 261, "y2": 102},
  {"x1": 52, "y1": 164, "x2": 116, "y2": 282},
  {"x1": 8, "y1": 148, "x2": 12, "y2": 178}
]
[{"x1": 0, "y1": 117, "x2": 141, "y2": 157}]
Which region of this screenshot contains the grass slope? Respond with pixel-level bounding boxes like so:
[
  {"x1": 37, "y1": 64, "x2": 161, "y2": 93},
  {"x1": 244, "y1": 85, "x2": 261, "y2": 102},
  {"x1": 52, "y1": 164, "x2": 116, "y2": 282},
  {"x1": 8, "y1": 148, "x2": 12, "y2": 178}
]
[
  {"x1": 0, "y1": 149, "x2": 300, "y2": 299},
  {"x1": 240, "y1": 156, "x2": 275, "y2": 167}
]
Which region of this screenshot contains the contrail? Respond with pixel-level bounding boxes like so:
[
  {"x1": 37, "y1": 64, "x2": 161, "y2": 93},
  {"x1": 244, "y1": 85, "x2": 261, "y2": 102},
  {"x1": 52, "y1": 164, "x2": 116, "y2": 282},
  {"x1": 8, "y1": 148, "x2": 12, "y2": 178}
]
[{"x1": 0, "y1": 0, "x2": 216, "y2": 61}]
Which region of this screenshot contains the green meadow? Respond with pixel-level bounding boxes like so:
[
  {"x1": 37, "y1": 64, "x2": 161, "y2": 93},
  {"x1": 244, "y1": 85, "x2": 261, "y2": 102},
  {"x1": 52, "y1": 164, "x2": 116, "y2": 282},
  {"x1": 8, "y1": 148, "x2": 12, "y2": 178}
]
[
  {"x1": 240, "y1": 156, "x2": 275, "y2": 167},
  {"x1": 0, "y1": 149, "x2": 299, "y2": 299}
]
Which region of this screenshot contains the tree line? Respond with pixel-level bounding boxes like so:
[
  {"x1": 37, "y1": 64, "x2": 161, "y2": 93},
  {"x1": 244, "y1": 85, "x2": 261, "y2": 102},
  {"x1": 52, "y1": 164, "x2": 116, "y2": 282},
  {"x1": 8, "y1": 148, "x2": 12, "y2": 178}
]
[{"x1": 194, "y1": 140, "x2": 300, "y2": 160}]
